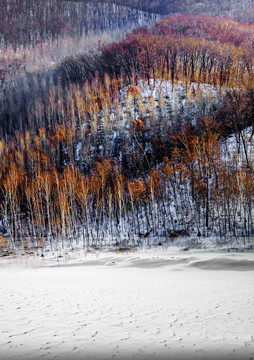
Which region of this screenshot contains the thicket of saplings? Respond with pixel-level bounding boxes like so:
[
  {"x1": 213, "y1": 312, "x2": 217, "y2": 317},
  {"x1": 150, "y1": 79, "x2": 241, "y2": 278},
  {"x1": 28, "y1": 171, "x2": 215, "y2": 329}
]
[{"x1": 0, "y1": 15, "x2": 253, "y2": 255}]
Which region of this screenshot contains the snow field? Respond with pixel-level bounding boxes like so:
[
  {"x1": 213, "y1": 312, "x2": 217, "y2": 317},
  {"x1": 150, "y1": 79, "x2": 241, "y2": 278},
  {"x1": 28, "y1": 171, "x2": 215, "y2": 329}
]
[{"x1": 0, "y1": 249, "x2": 254, "y2": 360}]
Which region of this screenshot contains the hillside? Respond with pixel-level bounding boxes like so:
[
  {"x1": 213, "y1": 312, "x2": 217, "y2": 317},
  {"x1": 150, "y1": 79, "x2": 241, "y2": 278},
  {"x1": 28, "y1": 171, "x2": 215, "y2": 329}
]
[
  {"x1": 69, "y1": 0, "x2": 254, "y2": 22},
  {"x1": 0, "y1": 14, "x2": 253, "y2": 253},
  {"x1": 0, "y1": 0, "x2": 158, "y2": 136}
]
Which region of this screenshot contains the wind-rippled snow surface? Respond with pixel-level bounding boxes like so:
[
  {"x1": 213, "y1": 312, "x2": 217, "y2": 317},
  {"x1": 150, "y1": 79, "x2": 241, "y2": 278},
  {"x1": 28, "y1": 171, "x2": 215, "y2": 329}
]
[{"x1": 1, "y1": 250, "x2": 254, "y2": 360}]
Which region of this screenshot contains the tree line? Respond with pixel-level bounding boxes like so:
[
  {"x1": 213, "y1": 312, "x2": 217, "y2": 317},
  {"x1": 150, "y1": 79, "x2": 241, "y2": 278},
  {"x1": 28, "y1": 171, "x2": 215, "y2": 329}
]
[{"x1": 0, "y1": 119, "x2": 253, "y2": 252}]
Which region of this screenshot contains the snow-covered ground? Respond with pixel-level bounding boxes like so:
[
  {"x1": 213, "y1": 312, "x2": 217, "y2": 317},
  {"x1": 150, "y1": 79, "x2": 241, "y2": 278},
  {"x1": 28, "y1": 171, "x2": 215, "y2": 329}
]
[
  {"x1": 1, "y1": 249, "x2": 254, "y2": 360},
  {"x1": 117, "y1": 79, "x2": 223, "y2": 130},
  {"x1": 222, "y1": 126, "x2": 254, "y2": 168}
]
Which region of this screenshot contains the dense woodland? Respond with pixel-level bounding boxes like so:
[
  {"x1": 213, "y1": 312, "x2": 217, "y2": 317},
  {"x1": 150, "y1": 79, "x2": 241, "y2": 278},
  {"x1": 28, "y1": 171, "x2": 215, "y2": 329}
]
[
  {"x1": 72, "y1": 0, "x2": 254, "y2": 22},
  {"x1": 0, "y1": 2, "x2": 253, "y2": 253},
  {"x1": 0, "y1": 0, "x2": 158, "y2": 138},
  {"x1": 0, "y1": 0, "x2": 159, "y2": 49},
  {"x1": 0, "y1": 1, "x2": 157, "y2": 84}
]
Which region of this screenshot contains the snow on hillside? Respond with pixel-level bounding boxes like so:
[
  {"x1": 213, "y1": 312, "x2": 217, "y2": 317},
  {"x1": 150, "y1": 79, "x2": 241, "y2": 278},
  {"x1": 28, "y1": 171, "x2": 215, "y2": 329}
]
[
  {"x1": 85, "y1": 79, "x2": 224, "y2": 164},
  {"x1": 221, "y1": 126, "x2": 254, "y2": 168},
  {"x1": 1, "y1": 249, "x2": 254, "y2": 360},
  {"x1": 116, "y1": 79, "x2": 223, "y2": 129}
]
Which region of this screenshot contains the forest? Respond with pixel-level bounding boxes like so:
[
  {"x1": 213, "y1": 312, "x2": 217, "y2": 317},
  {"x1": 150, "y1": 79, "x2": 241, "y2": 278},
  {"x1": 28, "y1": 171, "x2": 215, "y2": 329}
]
[
  {"x1": 70, "y1": 0, "x2": 254, "y2": 22},
  {"x1": 0, "y1": 0, "x2": 158, "y2": 136},
  {"x1": 0, "y1": 1, "x2": 253, "y2": 254}
]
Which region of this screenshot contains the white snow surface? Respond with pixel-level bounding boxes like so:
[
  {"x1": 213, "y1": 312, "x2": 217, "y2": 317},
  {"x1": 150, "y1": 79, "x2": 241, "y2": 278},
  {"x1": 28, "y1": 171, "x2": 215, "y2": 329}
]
[{"x1": 1, "y1": 249, "x2": 254, "y2": 360}]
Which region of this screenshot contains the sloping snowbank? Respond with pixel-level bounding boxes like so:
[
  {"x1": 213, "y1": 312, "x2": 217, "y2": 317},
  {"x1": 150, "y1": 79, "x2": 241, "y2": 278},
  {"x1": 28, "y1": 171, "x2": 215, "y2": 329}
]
[{"x1": 1, "y1": 249, "x2": 254, "y2": 360}]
